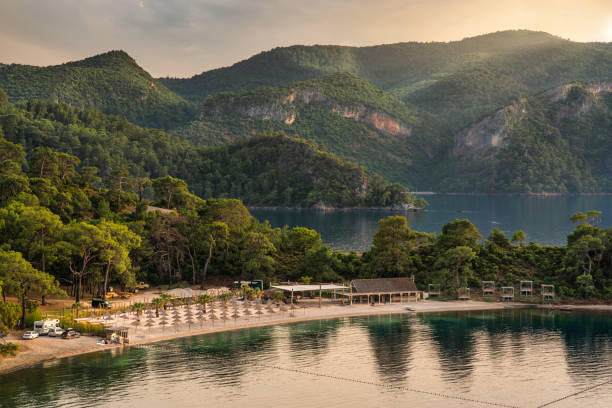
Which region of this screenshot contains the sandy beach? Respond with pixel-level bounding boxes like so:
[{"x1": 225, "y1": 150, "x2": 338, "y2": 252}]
[{"x1": 2, "y1": 299, "x2": 609, "y2": 376}]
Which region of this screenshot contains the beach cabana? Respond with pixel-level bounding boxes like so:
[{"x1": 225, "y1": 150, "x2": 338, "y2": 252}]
[
  {"x1": 482, "y1": 281, "x2": 495, "y2": 296},
  {"x1": 500, "y1": 286, "x2": 514, "y2": 301},
  {"x1": 428, "y1": 284, "x2": 441, "y2": 297},
  {"x1": 338, "y1": 277, "x2": 422, "y2": 305},
  {"x1": 520, "y1": 280, "x2": 533, "y2": 296},
  {"x1": 458, "y1": 287, "x2": 470, "y2": 300},
  {"x1": 541, "y1": 285, "x2": 555, "y2": 301}
]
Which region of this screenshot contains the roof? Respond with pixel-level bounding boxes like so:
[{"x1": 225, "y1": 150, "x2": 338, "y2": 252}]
[
  {"x1": 351, "y1": 278, "x2": 419, "y2": 294},
  {"x1": 271, "y1": 284, "x2": 346, "y2": 292}
]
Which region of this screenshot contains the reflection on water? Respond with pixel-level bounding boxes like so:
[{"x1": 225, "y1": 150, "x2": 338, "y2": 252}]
[
  {"x1": 357, "y1": 314, "x2": 413, "y2": 385},
  {"x1": 2, "y1": 310, "x2": 612, "y2": 407},
  {"x1": 251, "y1": 194, "x2": 612, "y2": 252}
]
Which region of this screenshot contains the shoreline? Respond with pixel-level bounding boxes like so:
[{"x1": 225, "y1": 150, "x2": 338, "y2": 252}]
[
  {"x1": 2, "y1": 300, "x2": 612, "y2": 376},
  {"x1": 247, "y1": 206, "x2": 423, "y2": 212}
]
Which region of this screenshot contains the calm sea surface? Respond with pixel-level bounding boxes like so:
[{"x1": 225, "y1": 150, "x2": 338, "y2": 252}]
[
  {"x1": 251, "y1": 195, "x2": 612, "y2": 252},
  {"x1": 2, "y1": 309, "x2": 612, "y2": 407}
]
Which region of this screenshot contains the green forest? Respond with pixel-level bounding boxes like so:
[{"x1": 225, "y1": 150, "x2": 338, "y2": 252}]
[
  {"x1": 0, "y1": 51, "x2": 196, "y2": 129},
  {"x1": 0, "y1": 92, "x2": 415, "y2": 208}
]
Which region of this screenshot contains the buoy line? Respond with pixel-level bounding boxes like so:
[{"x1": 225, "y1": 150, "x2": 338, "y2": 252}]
[
  {"x1": 258, "y1": 363, "x2": 520, "y2": 408},
  {"x1": 536, "y1": 378, "x2": 612, "y2": 408},
  {"x1": 133, "y1": 344, "x2": 518, "y2": 406},
  {"x1": 134, "y1": 343, "x2": 610, "y2": 407}
]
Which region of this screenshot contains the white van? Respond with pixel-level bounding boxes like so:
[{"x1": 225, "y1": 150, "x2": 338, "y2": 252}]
[{"x1": 34, "y1": 319, "x2": 60, "y2": 335}]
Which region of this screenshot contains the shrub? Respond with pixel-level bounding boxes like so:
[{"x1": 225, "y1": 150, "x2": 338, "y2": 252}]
[
  {"x1": 59, "y1": 317, "x2": 105, "y2": 336},
  {"x1": 24, "y1": 309, "x2": 44, "y2": 329},
  {"x1": 0, "y1": 301, "x2": 21, "y2": 330},
  {"x1": 0, "y1": 342, "x2": 18, "y2": 357}
]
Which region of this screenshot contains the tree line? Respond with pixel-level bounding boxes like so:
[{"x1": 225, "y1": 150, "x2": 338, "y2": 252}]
[{"x1": 363, "y1": 213, "x2": 612, "y2": 299}]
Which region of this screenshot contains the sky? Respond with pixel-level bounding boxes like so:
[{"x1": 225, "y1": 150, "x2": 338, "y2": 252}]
[{"x1": 0, "y1": 0, "x2": 611, "y2": 78}]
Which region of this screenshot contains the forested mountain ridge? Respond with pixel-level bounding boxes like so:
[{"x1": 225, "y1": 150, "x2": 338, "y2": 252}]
[
  {"x1": 0, "y1": 93, "x2": 418, "y2": 208},
  {"x1": 0, "y1": 50, "x2": 196, "y2": 129},
  {"x1": 0, "y1": 30, "x2": 610, "y2": 194},
  {"x1": 438, "y1": 81, "x2": 612, "y2": 193},
  {"x1": 176, "y1": 72, "x2": 441, "y2": 185},
  {"x1": 160, "y1": 30, "x2": 612, "y2": 128}
]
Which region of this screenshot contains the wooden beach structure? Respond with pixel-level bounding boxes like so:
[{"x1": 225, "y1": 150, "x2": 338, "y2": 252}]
[
  {"x1": 337, "y1": 277, "x2": 422, "y2": 305},
  {"x1": 482, "y1": 281, "x2": 495, "y2": 296},
  {"x1": 500, "y1": 286, "x2": 514, "y2": 301},
  {"x1": 541, "y1": 285, "x2": 555, "y2": 301},
  {"x1": 428, "y1": 284, "x2": 441, "y2": 297},
  {"x1": 458, "y1": 287, "x2": 470, "y2": 300},
  {"x1": 270, "y1": 283, "x2": 346, "y2": 307},
  {"x1": 520, "y1": 280, "x2": 533, "y2": 297}
]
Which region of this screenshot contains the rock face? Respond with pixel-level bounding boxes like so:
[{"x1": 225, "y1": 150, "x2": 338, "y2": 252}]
[
  {"x1": 202, "y1": 86, "x2": 412, "y2": 136},
  {"x1": 452, "y1": 102, "x2": 525, "y2": 157},
  {"x1": 453, "y1": 81, "x2": 612, "y2": 157},
  {"x1": 331, "y1": 104, "x2": 412, "y2": 136}
]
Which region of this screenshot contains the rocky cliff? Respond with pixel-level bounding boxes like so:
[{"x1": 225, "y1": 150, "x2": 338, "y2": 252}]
[
  {"x1": 438, "y1": 80, "x2": 612, "y2": 193},
  {"x1": 453, "y1": 81, "x2": 612, "y2": 157},
  {"x1": 202, "y1": 83, "x2": 413, "y2": 137}
]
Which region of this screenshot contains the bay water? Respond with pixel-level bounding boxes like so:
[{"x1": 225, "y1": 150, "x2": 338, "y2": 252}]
[
  {"x1": 251, "y1": 195, "x2": 612, "y2": 252},
  {"x1": 2, "y1": 309, "x2": 612, "y2": 407}
]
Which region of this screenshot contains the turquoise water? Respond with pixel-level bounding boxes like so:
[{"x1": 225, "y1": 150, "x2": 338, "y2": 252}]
[
  {"x1": 251, "y1": 194, "x2": 612, "y2": 252},
  {"x1": 2, "y1": 309, "x2": 612, "y2": 407}
]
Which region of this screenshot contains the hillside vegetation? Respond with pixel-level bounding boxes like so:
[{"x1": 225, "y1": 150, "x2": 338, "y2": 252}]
[
  {"x1": 0, "y1": 93, "x2": 416, "y2": 208},
  {"x1": 0, "y1": 30, "x2": 610, "y2": 194},
  {"x1": 193, "y1": 132, "x2": 421, "y2": 208},
  {"x1": 440, "y1": 81, "x2": 612, "y2": 193},
  {"x1": 0, "y1": 51, "x2": 196, "y2": 129},
  {"x1": 176, "y1": 72, "x2": 441, "y2": 185},
  {"x1": 161, "y1": 30, "x2": 612, "y2": 128}
]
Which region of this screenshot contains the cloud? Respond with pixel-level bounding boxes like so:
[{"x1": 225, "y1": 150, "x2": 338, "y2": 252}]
[{"x1": 0, "y1": 0, "x2": 610, "y2": 77}]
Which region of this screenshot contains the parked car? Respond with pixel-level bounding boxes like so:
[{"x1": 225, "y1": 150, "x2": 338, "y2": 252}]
[
  {"x1": 136, "y1": 281, "x2": 150, "y2": 290},
  {"x1": 62, "y1": 329, "x2": 80, "y2": 339},
  {"x1": 22, "y1": 331, "x2": 39, "y2": 340},
  {"x1": 48, "y1": 327, "x2": 65, "y2": 337},
  {"x1": 92, "y1": 298, "x2": 111, "y2": 309}
]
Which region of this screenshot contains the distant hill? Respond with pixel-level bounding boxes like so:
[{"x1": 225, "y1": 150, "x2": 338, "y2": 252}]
[
  {"x1": 439, "y1": 81, "x2": 612, "y2": 193},
  {"x1": 160, "y1": 30, "x2": 612, "y2": 128},
  {"x1": 175, "y1": 72, "x2": 443, "y2": 185},
  {"x1": 193, "y1": 132, "x2": 419, "y2": 208},
  {"x1": 0, "y1": 50, "x2": 196, "y2": 129}
]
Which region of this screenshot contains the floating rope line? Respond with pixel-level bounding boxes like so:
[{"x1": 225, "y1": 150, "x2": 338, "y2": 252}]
[
  {"x1": 258, "y1": 363, "x2": 520, "y2": 408},
  {"x1": 132, "y1": 343, "x2": 612, "y2": 408},
  {"x1": 536, "y1": 378, "x2": 612, "y2": 408}
]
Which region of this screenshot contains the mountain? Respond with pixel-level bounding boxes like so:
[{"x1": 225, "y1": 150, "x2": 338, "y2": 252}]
[
  {"x1": 440, "y1": 81, "x2": 612, "y2": 193},
  {"x1": 175, "y1": 72, "x2": 443, "y2": 185},
  {"x1": 0, "y1": 95, "x2": 414, "y2": 208},
  {"x1": 160, "y1": 30, "x2": 612, "y2": 128},
  {"x1": 0, "y1": 50, "x2": 196, "y2": 129},
  {"x1": 1, "y1": 31, "x2": 610, "y2": 194}
]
